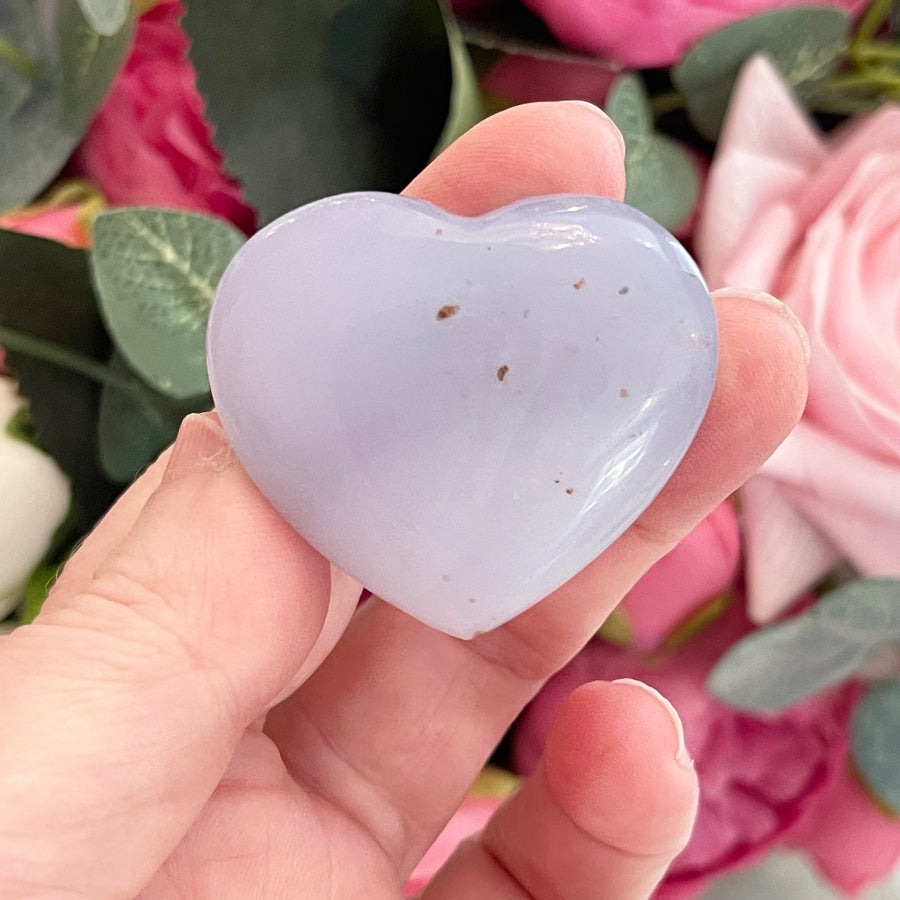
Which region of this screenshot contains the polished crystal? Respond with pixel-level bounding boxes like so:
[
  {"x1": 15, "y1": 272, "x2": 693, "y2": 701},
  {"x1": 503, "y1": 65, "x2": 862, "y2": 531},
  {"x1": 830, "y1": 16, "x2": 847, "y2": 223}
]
[{"x1": 207, "y1": 192, "x2": 718, "y2": 638}]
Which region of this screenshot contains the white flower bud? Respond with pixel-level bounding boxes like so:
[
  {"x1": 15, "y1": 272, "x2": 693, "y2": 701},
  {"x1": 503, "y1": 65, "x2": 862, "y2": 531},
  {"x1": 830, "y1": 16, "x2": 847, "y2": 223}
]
[{"x1": 0, "y1": 377, "x2": 71, "y2": 620}]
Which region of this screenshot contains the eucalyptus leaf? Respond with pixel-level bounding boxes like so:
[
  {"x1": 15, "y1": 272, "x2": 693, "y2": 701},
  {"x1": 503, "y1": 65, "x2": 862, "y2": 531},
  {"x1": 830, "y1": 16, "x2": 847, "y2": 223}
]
[
  {"x1": 606, "y1": 75, "x2": 698, "y2": 232},
  {"x1": 60, "y1": 0, "x2": 135, "y2": 129},
  {"x1": 183, "y1": 0, "x2": 455, "y2": 224},
  {"x1": 90, "y1": 208, "x2": 245, "y2": 400},
  {"x1": 851, "y1": 677, "x2": 900, "y2": 816},
  {"x1": 0, "y1": 228, "x2": 119, "y2": 527},
  {"x1": 709, "y1": 579, "x2": 900, "y2": 711},
  {"x1": 672, "y1": 6, "x2": 851, "y2": 139},
  {"x1": 76, "y1": 0, "x2": 130, "y2": 36},
  {"x1": 0, "y1": 0, "x2": 133, "y2": 210},
  {"x1": 606, "y1": 74, "x2": 652, "y2": 139},
  {"x1": 99, "y1": 353, "x2": 211, "y2": 482}
]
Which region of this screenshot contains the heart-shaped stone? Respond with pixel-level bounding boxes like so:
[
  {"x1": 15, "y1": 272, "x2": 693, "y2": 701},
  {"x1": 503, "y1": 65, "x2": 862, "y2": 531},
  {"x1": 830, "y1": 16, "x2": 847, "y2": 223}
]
[{"x1": 207, "y1": 192, "x2": 717, "y2": 638}]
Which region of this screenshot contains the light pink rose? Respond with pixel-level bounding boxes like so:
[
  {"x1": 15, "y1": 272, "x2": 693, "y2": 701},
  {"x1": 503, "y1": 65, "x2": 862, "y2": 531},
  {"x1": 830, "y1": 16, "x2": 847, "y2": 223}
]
[
  {"x1": 68, "y1": 0, "x2": 255, "y2": 233},
  {"x1": 616, "y1": 500, "x2": 740, "y2": 652},
  {"x1": 510, "y1": 599, "x2": 900, "y2": 898},
  {"x1": 697, "y1": 56, "x2": 900, "y2": 622},
  {"x1": 516, "y1": 0, "x2": 867, "y2": 68}
]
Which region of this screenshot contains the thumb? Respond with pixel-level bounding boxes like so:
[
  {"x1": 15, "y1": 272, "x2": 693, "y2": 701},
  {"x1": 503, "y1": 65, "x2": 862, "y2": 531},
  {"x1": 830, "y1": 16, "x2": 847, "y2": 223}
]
[{"x1": 0, "y1": 413, "x2": 358, "y2": 899}]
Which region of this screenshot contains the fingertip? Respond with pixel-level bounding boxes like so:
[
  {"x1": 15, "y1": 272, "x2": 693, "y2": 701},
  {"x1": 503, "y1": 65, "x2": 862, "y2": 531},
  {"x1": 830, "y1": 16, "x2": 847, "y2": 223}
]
[
  {"x1": 711, "y1": 288, "x2": 809, "y2": 430},
  {"x1": 404, "y1": 101, "x2": 627, "y2": 214},
  {"x1": 543, "y1": 679, "x2": 698, "y2": 858}
]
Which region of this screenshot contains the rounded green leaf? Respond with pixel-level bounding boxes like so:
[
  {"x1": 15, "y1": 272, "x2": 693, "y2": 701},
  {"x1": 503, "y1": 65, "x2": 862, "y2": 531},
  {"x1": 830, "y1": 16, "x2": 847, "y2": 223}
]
[
  {"x1": 672, "y1": 6, "x2": 851, "y2": 139},
  {"x1": 75, "y1": 0, "x2": 130, "y2": 36},
  {"x1": 708, "y1": 578, "x2": 900, "y2": 711},
  {"x1": 851, "y1": 677, "x2": 900, "y2": 816},
  {"x1": 90, "y1": 208, "x2": 245, "y2": 400},
  {"x1": 624, "y1": 134, "x2": 698, "y2": 233},
  {"x1": 606, "y1": 73, "x2": 652, "y2": 140},
  {"x1": 707, "y1": 619, "x2": 871, "y2": 711},
  {"x1": 606, "y1": 74, "x2": 699, "y2": 232},
  {"x1": 98, "y1": 354, "x2": 210, "y2": 482},
  {"x1": 0, "y1": 0, "x2": 133, "y2": 210}
]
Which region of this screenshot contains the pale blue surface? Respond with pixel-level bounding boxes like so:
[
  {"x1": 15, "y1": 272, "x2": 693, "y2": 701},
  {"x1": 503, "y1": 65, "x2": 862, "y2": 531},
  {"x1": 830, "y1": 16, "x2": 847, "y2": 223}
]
[{"x1": 208, "y1": 192, "x2": 718, "y2": 637}]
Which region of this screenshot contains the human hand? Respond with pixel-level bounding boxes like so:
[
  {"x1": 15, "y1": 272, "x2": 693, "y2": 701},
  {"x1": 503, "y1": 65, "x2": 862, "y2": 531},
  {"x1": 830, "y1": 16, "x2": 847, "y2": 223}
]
[{"x1": 0, "y1": 101, "x2": 809, "y2": 899}]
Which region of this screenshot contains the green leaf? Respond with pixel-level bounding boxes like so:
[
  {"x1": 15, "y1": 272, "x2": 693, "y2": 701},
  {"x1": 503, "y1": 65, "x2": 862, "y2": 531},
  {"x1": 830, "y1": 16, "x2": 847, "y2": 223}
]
[
  {"x1": 98, "y1": 353, "x2": 211, "y2": 482},
  {"x1": 606, "y1": 75, "x2": 699, "y2": 233},
  {"x1": 432, "y1": 1, "x2": 483, "y2": 156},
  {"x1": 0, "y1": 228, "x2": 120, "y2": 527},
  {"x1": 672, "y1": 6, "x2": 851, "y2": 140},
  {"x1": 606, "y1": 74, "x2": 652, "y2": 139},
  {"x1": 183, "y1": 0, "x2": 456, "y2": 225},
  {"x1": 90, "y1": 208, "x2": 245, "y2": 400},
  {"x1": 60, "y1": 0, "x2": 135, "y2": 129},
  {"x1": 0, "y1": 0, "x2": 133, "y2": 210},
  {"x1": 75, "y1": 0, "x2": 130, "y2": 36},
  {"x1": 851, "y1": 677, "x2": 900, "y2": 816},
  {"x1": 708, "y1": 578, "x2": 900, "y2": 711}
]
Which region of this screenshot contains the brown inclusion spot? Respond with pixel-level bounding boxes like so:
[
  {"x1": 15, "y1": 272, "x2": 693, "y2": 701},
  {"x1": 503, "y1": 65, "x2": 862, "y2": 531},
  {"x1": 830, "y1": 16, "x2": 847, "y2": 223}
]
[
  {"x1": 620, "y1": 388, "x2": 630, "y2": 398},
  {"x1": 496, "y1": 365, "x2": 509, "y2": 382},
  {"x1": 435, "y1": 228, "x2": 443, "y2": 236},
  {"x1": 566, "y1": 487, "x2": 574, "y2": 495},
  {"x1": 573, "y1": 278, "x2": 586, "y2": 290},
  {"x1": 618, "y1": 286, "x2": 630, "y2": 295},
  {"x1": 436, "y1": 304, "x2": 460, "y2": 320}
]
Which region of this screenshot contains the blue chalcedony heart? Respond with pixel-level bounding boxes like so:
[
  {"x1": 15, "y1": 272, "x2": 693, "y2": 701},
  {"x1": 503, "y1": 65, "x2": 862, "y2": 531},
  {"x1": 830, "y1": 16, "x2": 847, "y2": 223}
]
[{"x1": 207, "y1": 192, "x2": 718, "y2": 638}]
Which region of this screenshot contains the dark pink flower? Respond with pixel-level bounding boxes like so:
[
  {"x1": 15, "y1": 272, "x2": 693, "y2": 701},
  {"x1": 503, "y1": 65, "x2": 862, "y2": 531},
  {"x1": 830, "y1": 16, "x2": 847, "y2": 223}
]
[
  {"x1": 69, "y1": 0, "x2": 255, "y2": 232},
  {"x1": 616, "y1": 500, "x2": 740, "y2": 652},
  {"x1": 511, "y1": 599, "x2": 887, "y2": 898},
  {"x1": 517, "y1": 0, "x2": 868, "y2": 68}
]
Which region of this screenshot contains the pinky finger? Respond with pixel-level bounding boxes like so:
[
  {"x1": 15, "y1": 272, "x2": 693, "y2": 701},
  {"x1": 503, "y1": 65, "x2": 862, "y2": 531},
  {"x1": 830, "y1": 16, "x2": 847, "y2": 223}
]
[{"x1": 419, "y1": 679, "x2": 698, "y2": 900}]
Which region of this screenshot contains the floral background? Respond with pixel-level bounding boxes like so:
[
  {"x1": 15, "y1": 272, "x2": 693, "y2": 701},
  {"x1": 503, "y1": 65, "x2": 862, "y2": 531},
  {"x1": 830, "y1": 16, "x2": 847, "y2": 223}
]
[{"x1": 1, "y1": 0, "x2": 899, "y2": 897}]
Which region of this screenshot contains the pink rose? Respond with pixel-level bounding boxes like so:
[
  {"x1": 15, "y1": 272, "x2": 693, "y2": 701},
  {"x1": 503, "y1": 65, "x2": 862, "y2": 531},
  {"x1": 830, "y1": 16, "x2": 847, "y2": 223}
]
[
  {"x1": 516, "y1": 0, "x2": 867, "y2": 68},
  {"x1": 0, "y1": 203, "x2": 89, "y2": 249},
  {"x1": 616, "y1": 500, "x2": 740, "y2": 652},
  {"x1": 696, "y1": 56, "x2": 900, "y2": 621},
  {"x1": 68, "y1": 0, "x2": 255, "y2": 233},
  {"x1": 510, "y1": 599, "x2": 900, "y2": 898}
]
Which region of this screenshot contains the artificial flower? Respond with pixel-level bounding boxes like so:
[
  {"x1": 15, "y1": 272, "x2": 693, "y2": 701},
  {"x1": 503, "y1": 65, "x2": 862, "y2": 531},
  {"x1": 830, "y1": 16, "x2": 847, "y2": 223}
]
[
  {"x1": 509, "y1": 599, "x2": 889, "y2": 899},
  {"x1": 68, "y1": 0, "x2": 255, "y2": 233},
  {"x1": 0, "y1": 378, "x2": 71, "y2": 620},
  {"x1": 515, "y1": 0, "x2": 868, "y2": 68},
  {"x1": 697, "y1": 55, "x2": 900, "y2": 622},
  {"x1": 616, "y1": 500, "x2": 740, "y2": 652}
]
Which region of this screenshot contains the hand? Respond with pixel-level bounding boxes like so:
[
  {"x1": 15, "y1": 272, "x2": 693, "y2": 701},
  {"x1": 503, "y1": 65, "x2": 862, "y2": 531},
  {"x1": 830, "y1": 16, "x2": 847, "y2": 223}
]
[{"x1": 0, "y1": 101, "x2": 809, "y2": 900}]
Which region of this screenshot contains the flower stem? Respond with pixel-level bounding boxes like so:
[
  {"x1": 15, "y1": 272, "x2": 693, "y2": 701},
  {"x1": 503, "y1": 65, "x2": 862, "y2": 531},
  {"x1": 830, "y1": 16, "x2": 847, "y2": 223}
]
[
  {"x1": 853, "y1": 0, "x2": 895, "y2": 46},
  {"x1": 0, "y1": 327, "x2": 139, "y2": 396}
]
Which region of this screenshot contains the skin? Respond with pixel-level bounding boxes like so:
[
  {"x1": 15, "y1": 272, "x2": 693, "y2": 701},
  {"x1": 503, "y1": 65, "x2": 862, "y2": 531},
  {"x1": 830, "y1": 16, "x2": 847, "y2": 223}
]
[{"x1": 0, "y1": 102, "x2": 809, "y2": 899}]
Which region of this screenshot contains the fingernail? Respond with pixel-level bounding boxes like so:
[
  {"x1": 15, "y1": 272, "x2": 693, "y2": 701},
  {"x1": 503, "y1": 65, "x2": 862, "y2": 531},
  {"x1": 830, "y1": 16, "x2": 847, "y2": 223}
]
[
  {"x1": 613, "y1": 678, "x2": 694, "y2": 770},
  {"x1": 563, "y1": 100, "x2": 626, "y2": 155},
  {"x1": 714, "y1": 287, "x2": 811, "y2": 364},
  {"x1": 163, "y1": 412, "x2": 234, "y2": 484}
]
